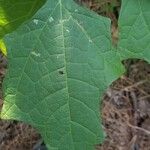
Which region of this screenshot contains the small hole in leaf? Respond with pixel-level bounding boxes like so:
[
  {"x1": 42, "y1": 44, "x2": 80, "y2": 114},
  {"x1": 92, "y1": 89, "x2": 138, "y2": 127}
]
[{"x1": 59, "y1": 70, "x2": 64, "y2": 75}]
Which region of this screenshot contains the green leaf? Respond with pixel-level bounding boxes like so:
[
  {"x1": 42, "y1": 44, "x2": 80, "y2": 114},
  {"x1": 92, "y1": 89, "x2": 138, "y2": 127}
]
[
  {"x1": 0, "y1": 39, "x2": 7, "y2": 55},
  {"x1": 1, "y1": 0, "x2": 124, "y2": 149},
  {"x1": 118, "y1": 0, "x2": 150, "y2": 63},
  {"x1": 1, "y1": 0, "x2": 150, "y2": 150},
  {"x1": 0, "y1": 0, "x2": 45, "y2": 38}
]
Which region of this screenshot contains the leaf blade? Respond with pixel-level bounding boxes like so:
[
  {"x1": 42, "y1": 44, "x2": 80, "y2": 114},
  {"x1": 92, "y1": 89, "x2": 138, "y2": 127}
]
[
  {"x1": 118, "y1": 0, "x2": 150, "y2": 63},
  {"x1": 1, "y1": 0, "x2": 125, "y2": 149}
]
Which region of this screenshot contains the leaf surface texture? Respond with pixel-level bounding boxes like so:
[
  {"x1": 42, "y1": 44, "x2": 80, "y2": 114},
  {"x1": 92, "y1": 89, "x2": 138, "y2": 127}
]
[{"x1": 1, "y1": 0, "x2": 150, "y2": 149}]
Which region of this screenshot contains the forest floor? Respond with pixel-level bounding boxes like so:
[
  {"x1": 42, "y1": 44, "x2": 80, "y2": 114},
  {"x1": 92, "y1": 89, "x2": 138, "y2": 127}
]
[{"x1": 0, "y1": 0, "x2": 150, "y2": 150}]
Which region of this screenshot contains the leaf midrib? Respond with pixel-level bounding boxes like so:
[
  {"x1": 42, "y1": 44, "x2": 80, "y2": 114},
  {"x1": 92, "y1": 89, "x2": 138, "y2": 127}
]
[{"x1": 59, "y1": 0, "x2": 75, "y2": 149}]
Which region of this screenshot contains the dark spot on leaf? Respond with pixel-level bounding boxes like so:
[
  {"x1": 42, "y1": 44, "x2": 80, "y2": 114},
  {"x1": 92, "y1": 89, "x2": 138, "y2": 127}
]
[{"x1": 59, "y1": 70, "x2": 64, "y2": 75}]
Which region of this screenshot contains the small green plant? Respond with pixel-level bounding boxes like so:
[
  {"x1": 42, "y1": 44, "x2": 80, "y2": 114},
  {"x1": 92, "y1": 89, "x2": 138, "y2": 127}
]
[{"x1": 0, "y1": 0, "x2": 150, "y2": 149}]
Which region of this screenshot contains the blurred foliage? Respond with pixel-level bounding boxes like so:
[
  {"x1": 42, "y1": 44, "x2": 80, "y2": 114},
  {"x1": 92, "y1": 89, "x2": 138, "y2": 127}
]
[{"x1": 0, "y1": 39, "x2": 6, "y2": 55}]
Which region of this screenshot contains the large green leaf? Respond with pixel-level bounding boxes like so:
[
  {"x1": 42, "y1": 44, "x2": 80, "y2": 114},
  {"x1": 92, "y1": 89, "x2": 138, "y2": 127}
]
[
  {"x1": 1, "y1": 0, "x2": 150, "y2": 149},
  {"x1": 1, "y1": 0, "x2": 124, "y2": 149},
  {"x1": 118, "y1": 0, "x2": 150, "y2": 63},
  {"x1": 0, "y1": 0, "x2": 45, "y2": 38}
]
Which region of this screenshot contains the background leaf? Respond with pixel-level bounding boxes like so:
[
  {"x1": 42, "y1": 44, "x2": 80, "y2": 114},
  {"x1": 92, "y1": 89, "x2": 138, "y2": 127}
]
[
  {"x1": 0, "y1": 39, "x2": 7, "y2": 55},
  {"x1": 0, "y1": 0, "x2": 46, "y2": 55},
  {"x1": 0, "y1": 0, "x2": 45, "y2": 38},
  {"x1": 118, "y1": 0, "x2": 150, "y2": 63}
]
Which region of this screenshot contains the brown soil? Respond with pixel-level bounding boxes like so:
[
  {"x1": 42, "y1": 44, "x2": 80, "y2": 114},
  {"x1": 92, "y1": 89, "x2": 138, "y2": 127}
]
[
  {"x1": 0, "y1": 0, "x2": 150, "y2": 150},
  {"x1": 98, "y1": 60, "x2": 150, "y2": 150}
]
